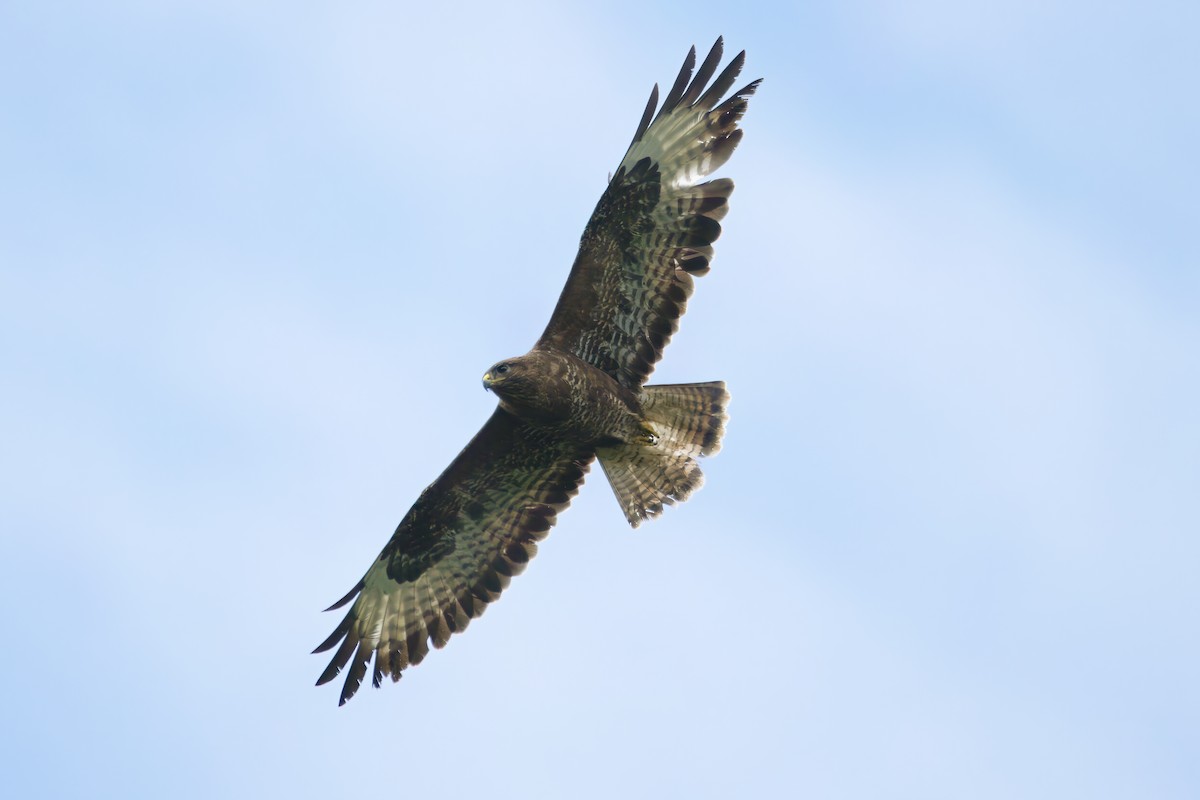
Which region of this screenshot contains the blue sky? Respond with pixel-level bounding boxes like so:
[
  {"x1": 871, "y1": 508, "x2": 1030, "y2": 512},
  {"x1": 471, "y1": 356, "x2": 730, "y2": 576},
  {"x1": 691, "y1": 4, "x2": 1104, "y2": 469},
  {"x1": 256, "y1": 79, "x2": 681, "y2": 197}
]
[{"x1": 2, "y1": 1, "x2": 1197, "y2": 797}]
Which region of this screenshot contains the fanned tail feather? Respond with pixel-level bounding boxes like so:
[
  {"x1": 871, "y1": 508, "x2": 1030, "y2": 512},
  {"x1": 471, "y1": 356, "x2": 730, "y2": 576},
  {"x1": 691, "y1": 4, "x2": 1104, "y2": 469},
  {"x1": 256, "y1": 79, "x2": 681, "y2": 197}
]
[
  {"x1": 597, "y1": 381, "x2": 730, "y2": 527},
  {"x1": 641, "y1": 380, "x2": 729, "y2": 457}
]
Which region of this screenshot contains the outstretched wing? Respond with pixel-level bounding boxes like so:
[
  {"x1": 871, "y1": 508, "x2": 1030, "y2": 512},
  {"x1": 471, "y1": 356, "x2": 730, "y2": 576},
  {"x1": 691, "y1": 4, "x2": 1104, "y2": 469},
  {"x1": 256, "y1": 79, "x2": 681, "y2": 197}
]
[
  {"x1": 314, "y1": 409, "x2": 592, "y2": 705},
  {"x1": 538, "y1": 38, "x2": 760, "y2": 389}
]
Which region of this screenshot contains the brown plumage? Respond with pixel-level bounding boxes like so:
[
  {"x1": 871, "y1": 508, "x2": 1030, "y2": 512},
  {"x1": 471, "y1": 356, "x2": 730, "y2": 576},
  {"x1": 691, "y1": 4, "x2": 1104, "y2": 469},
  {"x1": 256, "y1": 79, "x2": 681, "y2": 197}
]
[{"x1": 315, "y1": 38, "x2": 759, "y2": 704}]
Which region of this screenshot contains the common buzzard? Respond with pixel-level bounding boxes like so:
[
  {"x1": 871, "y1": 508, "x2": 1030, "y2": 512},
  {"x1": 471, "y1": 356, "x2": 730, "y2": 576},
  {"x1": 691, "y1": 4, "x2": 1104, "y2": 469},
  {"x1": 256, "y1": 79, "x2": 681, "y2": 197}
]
[{"x1": 315, "y1": 39, "x2": 759, "y2": 704}]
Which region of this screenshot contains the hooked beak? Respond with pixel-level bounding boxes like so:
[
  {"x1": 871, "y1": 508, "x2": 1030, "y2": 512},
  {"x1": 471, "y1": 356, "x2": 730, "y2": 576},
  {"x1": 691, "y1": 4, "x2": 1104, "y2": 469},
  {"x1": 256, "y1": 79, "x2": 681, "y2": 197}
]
[{"x1": 482, "y1": 372, "x2": 493, "y2": 391}]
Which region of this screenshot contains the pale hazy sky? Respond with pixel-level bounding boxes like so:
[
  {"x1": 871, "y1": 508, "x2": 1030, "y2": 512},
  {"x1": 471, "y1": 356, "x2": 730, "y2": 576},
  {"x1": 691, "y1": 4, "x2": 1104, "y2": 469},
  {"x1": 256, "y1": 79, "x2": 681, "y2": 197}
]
[{"x1": 2, "y1": 1, "x2": 1197, "y2": 798}]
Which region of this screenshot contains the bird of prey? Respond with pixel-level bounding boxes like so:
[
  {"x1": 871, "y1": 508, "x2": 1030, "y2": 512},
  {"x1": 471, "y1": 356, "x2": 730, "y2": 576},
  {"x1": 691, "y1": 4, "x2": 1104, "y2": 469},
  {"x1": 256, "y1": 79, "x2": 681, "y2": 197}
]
[{"x1": 315, "y1": 38, "x2": 759, "y2": 704}]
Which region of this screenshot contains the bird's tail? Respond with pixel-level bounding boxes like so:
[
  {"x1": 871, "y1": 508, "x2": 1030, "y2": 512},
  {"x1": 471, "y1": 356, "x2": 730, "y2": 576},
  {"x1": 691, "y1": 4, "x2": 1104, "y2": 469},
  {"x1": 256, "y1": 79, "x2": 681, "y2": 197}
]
[{"x1": 596, "y1": 381, "x2": 729, "y2": 527}]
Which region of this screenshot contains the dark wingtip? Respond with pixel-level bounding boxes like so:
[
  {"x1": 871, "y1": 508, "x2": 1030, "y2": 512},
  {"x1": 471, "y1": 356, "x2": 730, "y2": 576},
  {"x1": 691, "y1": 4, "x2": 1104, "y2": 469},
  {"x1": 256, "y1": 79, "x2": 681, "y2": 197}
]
[
  {"x1": 323, "y1": 579, "x2": 364, "y2": 612},
  {"x1": 654, "y1": 43, "x2": 700, "y2": 124},
  {"x1": 630, "y1": 83, "x2": 660, "y2": 149},
  {"x1": 312, "y1": 610, "x2": 354, "y2": 654}
]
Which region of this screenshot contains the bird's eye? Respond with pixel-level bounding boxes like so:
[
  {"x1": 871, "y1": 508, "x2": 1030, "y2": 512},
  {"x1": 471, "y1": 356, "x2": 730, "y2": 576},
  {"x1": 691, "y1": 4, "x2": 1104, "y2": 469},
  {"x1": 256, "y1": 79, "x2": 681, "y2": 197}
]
[{"x1": 496, "y1": 364, "x2": 509, "y2": 374}]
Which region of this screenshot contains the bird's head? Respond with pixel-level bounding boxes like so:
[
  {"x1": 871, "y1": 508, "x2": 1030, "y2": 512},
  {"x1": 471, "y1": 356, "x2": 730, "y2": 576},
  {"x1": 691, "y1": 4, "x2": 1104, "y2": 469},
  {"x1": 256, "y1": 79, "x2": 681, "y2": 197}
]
[
  {"x1": 482, "y1": 353, "x2": 566, "y2": 421},
  {"x1": 482, "y1": 357, "x2": 526, "y2": 396}
]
